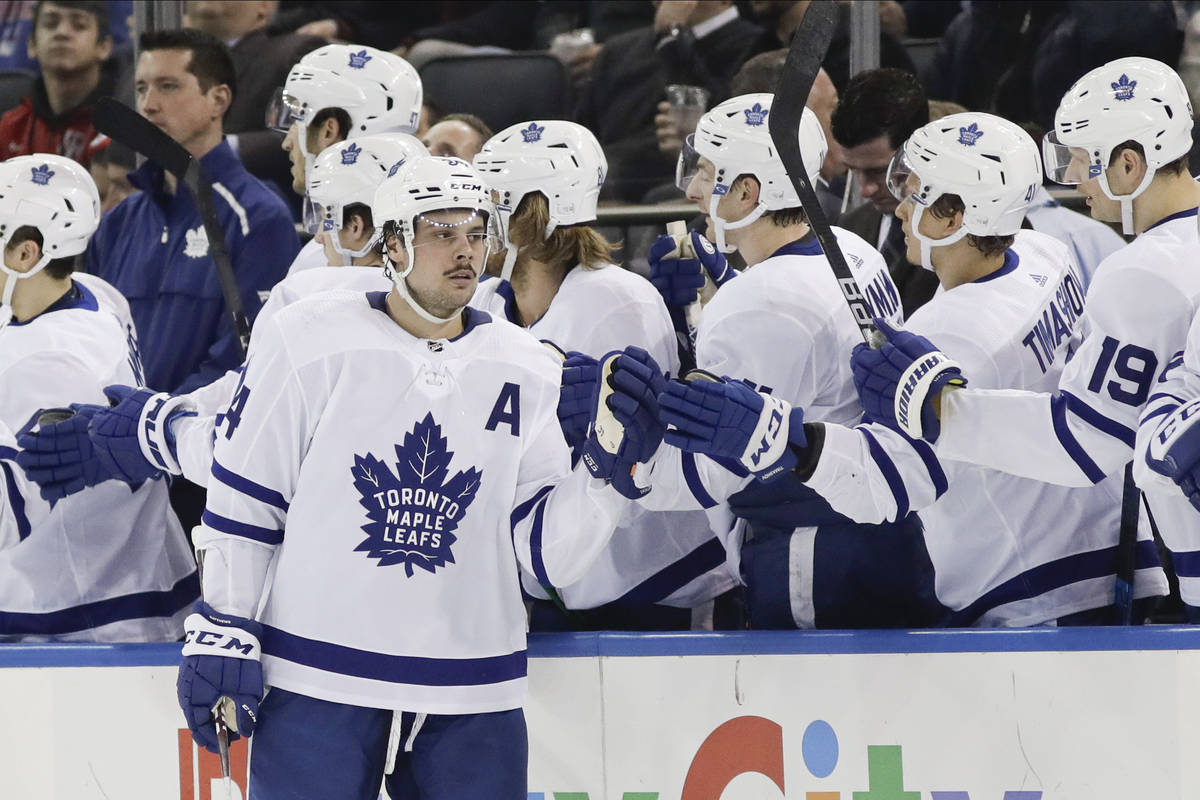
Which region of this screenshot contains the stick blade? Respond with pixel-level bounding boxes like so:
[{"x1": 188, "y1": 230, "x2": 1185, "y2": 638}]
[{"x1": 93, "y1": 96, "x2": 192, "y2": 179}]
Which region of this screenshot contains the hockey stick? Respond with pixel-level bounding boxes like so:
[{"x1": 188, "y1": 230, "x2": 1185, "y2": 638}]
[
  {"x1": 766, "y1": 3, "x2": 884, "y2": 348},
  {"x1": 94, "y1": 97, "x2": 250, "y2": 358}
]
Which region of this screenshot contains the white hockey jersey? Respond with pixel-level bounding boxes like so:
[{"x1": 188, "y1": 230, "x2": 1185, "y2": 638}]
[
  {"x1": 472, "y1": 264, "x2": 732, "y2": 610},
  {"x1": 195, "y1": 290, "x2": 625, "y2": 713},
  {"x1": 285, "y1": 237, "x2": 328, "y2": 277},
  {"x1": 0, "y1": 276, "x2": 197, "y2": 641},
  {"x1": 637, "y1": 229, "x2": 906, "y2": 613},
  {"x1": 932, "y1": 208, "x2": 1200, "y2": 607},
  {"x1": 806, "y1": 231, "x2": 1167, "y2": 625}
]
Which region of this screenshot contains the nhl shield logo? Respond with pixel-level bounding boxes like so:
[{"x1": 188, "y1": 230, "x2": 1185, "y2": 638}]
[
  {"x1": 341, "y1": 143, "x2": 362, "y2": 165},
  {"x1": 1111, "y1": 73, "x2": 1136, "y2": 101},
  {"x1": 348, "y1": 49, "x2": 372, "y2": 69},
  {"x1": 957, "y1": 122, "x2": 984, "y2": 146},
  {"x1": 351, "y1": 413, "x2": 483, "y2": 576},
  {"x1": 743, "y1": 102, "x2": 769, "y2": 126},
  {"x1": 30, "y1": 164, "x2": 54, "y2": 185},
  {"x1": 521, "y1": 122, "x2": 545, "y2": 143}
]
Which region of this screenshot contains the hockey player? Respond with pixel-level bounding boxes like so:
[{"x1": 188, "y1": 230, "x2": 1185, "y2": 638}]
[
  {"x1": 174, "y1": 156, "x2": 644, "y2": 798},
  {"x1": 601, "y1": 94, "x2": 939, "y2": 630},
  {"x1": 18, "y1": 134, "x2": 426, "y2": 498},
  {"x1": 269, "y1": 43, "x2": 423, "y2": 275},
  {"x1": 471, "y1": 119, "x2": 733, "y2": 628},
  {"x1": 652, "y1": 113, "x2": 1167, "y2": 625},
  {"x1": 2, "y1": 154, "x2": 197, "y2": 641},
  {"x1": 846, "y1": 57, "x2": 1200, "y2": 618},
  {"x1": 1138, "y1": 309, "x2": 1200, "y2": 516}
]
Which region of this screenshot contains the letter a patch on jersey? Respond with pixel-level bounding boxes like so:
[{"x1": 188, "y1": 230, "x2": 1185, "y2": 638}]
[{"x1": 350, "y1": 413, "x2": 483, "y2": 576}]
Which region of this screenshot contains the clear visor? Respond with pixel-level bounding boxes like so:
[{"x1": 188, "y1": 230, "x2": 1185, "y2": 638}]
[
  {"x1": 886, "y1": 148, "x2": 922, "y2": 203},
  {"x1": 302, "y1": 197, "x2": 337, "y2": 235},
  {"x1": 1042, "y1": 131, "x2": 1096, "y2": 185},
  {"x1": 675, "y1": 134, "x2": 701, "y2": 193},
  {"x1": 266, "y1": 88, "x2": 308, "y2": 133},
  {"x1": 385, "y1": 208, "x2": 504, "y2": 256}
]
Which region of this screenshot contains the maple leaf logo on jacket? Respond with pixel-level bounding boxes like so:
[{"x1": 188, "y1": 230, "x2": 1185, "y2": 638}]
[{"x1": 351, "y1": 413, "x2": 483, "y2": 576}]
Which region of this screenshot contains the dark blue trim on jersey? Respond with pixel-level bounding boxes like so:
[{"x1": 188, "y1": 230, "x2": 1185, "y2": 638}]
[
  {"x1": 0, "y1": 460, "x2": 30, "y2": 541},
  {"x1": 948, "y1": 540, "x2": 1160, "y2": 626},
  {"x1": 261, "y1": 625, "x2": 527, "y2": 686},
  {"x1": 971, "y1": 249, "x2": 1019, "y2": 284},
  {"x1": 1168, "y1": 549, "x2": 1200, "y2": 577},
  {"x1": 0, "y1": 570, "x2": 197, "y2": 636},
  {"x1": 861, "y1": 428, "x2": 909, "y2": 519},
  {"x1": 905, "y1": 434, "x2": 949, "y2": 499},
  {"x1": 769, "y1": 233, "x2": 822, "y2": 259},
  {"x1": 1144, "y1": 206, "x2": 1199, "y2": 233},
  {"x1": 1141, "y1": 405, "x2": 1175, "y2": 426},
  {"x1": 492, "y1": 279, "x2": 521, "y2": 324},
  {"x1": 681, "y1": 452, "x2": 719, "y2": 509},
  {"x1": 366, "y1": 290, "x2": 388, "y2": 312},
  {"x1": 8, "y1": 280, "x2": 98, "y2": 327},
  {"x1": 1059, "y1": 390, "x2": 1136, "y2": 447},
  {"x1": 365, "y1": 291, "x2": 494, "y2": 340},
  {"x1": 511, "y1": 484, "x2": 554, "y2": 585},
  {"x1": 0, "y1": 446, "x2": 14, "y2": 461},
  {"x1": 211, "y1": 459, "x2": 289, "y2": 511},
  {"x1": 201, "y1": 509, "x2": 284, "y2": 545},
  {"x1": 1050, "y1": 394, "x2": 1108, "y2": 484},
  {"x1": 617, "y1": 537, "x2": 728, "y2": 606},
  {"x1": 1147, "y1": 391, "x2": 1185, "y2": 408}
]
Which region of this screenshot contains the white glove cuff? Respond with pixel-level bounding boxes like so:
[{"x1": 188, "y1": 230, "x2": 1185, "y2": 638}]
[
  {"x1": 740, "y1": 394, "x2": 792, "y2": 473},
  {"x1": 181, "y1": 612, "x2": 262, "y2": 660},
  {"x1": 895, "y1": 352, "x2": 961, "y2": 439},
  {"x1": 137, "y1": 392, "x2": 197, "y2": 475}
]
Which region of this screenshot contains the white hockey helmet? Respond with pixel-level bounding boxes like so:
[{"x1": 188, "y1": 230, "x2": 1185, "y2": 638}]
[
  {"x1": 372, "y1": 156, "x2": 500, "y2": 324},
  {"x1": 0, "y1": 154, "x2": 101, "y2": 319},
  {"x1": 1043, "y1": 56, "x2": 1193, "y2": 234},
  {"x1": 676, "y1": 92, "x2": 827, "y2": 253},
  {"x1": 269, "y1": 44, "x2": 423, "y2": 151},
  {"x1": 886, "y1": 112, "x2": 1041, "y2": 269},
  {"x1": 305, "y1": 133, "x2": 429, "y2": 262},
  {"x1": 472, "y1": 120, "x2": 607, "y2": 280}
]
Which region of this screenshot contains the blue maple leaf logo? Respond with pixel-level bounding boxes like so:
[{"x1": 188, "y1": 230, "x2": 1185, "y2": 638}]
[
  {"x1": 743, "y1": 102, "x2": 768, "y2": 126},
  {"x1": 387, "y1": 158, "x2": 407, "y2": 177},
  {"x1": 1111, "y1": 73, "x2": 1136, "y2": 101},
  {"x1": 340, "y1": 142, "x2": 362, "y2": 165},
  {"x1": 350, "y1": 413, "x2": 483, "y2": 576},
  {"x1": 30, "y1": 163, "x2": 54, "y2": 185},
  {"x1": 957, "y1": 122, "x2": 984, "y2": 146},
  {"x1": 520, "y1": 122, "x2": 545, "y2": 143},
  {"x1": 348, "y1": 49, "x2": 372, "y2": 69}
]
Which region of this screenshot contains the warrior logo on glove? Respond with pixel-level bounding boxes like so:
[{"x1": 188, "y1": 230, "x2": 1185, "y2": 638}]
[{"x1": 351, "y1": 413, "x2": 483, "y2": 576}]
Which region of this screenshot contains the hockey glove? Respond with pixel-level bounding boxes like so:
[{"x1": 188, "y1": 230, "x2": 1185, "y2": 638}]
[
  {"x1": 89, "y1": 385, "x2": 195, "y2": 481},
  {"x1": 581, "y1": 347, "x2": 667, "y2": 499},
  {"x1": 850, "y1": 318, "x2": 966, "y2": 442},
  {"x1": 1145, "y1": 397, "x2": 1200, "y2": 512},
  {"x1": 659, "y1": 375, "x2": 805, "y2": 482},
  {"x1": 647, "y1": 230, "x2": 735, "y2": 307},
  {"x1": 177, "y1": 602, "x2": 265, "y2": 754},
  {"x1": 16, "y1": 409, "x2": 108, "y2": 503},
  {"x1": 558, "y1": 352, "x2": 600, "y2": 455}
]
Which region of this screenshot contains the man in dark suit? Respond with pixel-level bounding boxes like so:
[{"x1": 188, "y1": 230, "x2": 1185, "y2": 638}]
[
  {"x1": 186, "y1": 1, "x2": 324, "y2": 207},
  {"x1": 832, "y1": 67, "x2": 939, "y2": 318}
]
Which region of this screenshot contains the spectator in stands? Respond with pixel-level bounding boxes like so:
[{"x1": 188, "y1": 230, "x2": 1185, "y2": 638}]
[
  {"x1": 0, "y1": 1, "x2": 113, "y2": 167},
  {"x1": 0, "y1": 0, "x2": 129, "y2": 72},
  {"x1": 576, "y1": 0, "x2": 762, "y2": 202},
  {"x1": 185, "y1": 1, "x2": 324, "y2": 208},
  {"x1": 421, "y1": 112, "x2": 491, "y2": 161},
  {"x1": 832, "y1": 67, "x2": 938, "y2": 317},
  {"x1": 85, "y1": 28, "x2": 298, "y2": 394}
]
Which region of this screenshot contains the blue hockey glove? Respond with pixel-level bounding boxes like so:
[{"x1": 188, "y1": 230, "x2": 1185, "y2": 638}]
[
  {"x1": 558, "y1": 352, "x2": 599, "y2": 454},
  {"x1": 15, "y1": 409, "x2": 108, "y2": 503},
  {"x1": 850, "y1": 318, "x2": 966, "y2": 442},
  {"x1": 659, "y1": 375, "x2": 805, "y2": 482},
  {"x1": 1145, "y1": 397, "x2": 1200, "y2": 512},
  {"x1": 647, "y1": 230, "x2": 735, "y2": 307},
  {"x1": 177, "y1": 602, "x2": 265, "y2": 754},
  {"x1": 89, "y1": 385, "x2": 195, "y2": 480},
  {"x1": 581, "y1": 347, "x2": 667, "y2": 499}
]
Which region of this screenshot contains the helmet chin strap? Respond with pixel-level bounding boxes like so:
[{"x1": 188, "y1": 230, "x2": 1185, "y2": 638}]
[
  {"x1": 386, "y1": 242, "x2": 482, "y2": 327},
  {"x1": 1097, "y1": 166, "x2": 1156, "y2": 236},
  {"x1": 330, "y1": 228, "x2": 380, "y2": 264},
  {"x1": 707, "y1": 192, "x2": 767, "y2": 253},
  {"x1": 0, "y1": 249, "x2": 53, "y2": 321},
  {"x1": 908, "y1": 202, "x2": 969, "y2": 271}
]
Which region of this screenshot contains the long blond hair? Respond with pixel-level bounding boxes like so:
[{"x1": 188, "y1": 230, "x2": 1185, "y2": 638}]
[{"x1": 507, "y1": 192, "x2": 618, "y2": 272}]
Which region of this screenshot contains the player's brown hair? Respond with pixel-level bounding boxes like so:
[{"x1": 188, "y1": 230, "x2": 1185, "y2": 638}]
[
  {"x1": 5, "y1": 225, "x2": 75, "y2": 279},
  {"x1": 927, "y1": 194, "x2": 1014, "y2": 258},
  {"x1": 507, "y1": 192, "x2": 616, "y2": 272}
]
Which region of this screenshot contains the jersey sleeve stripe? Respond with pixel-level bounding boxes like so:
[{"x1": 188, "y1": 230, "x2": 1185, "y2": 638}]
[
  {"x1": 200, "y1": 509, "x2": 284, "y2": 545},
  {"x1": 262, "y1": 624, "x2": 528, "y2": 686},
  {"x1": 1059, "y1": 390, "x2": 1136, "y2": 447},
  {"x1": 860, "y1": 428, "x2": 909, "y2": 519},
  {"x1": 1140, "y1": 405, "x2": 1175, "y2": 426},
  {"x1": 1146, "y1": 391, "x2": 1186, "y2": 407},
  {"x1": 211, "y1": 459, "x2": 290, "y2": 511},
  {"x1": 0, "y1": 461, "x2": 30, "y2": 541},
  {"x1": 1169, "y1": 549, "x2": 1200, "y2": 578},
  {"x1": 0, "y1": 446, "x2": 15, "y2": 461},
  {"x1": 1050, "y1": 395, "x2": 1108, "y2": 484},
  {"x1": 903, "y1": 434, "x2": 949, "y2": 499},
  {"x1": 510, "y1": 484, "x2": 553, "y2": 528},
  {"x1": 528, "y1": 495, "x2": 552, "y2": 589},
  {"x1": 616, "y1": 537, "x2": 727, "y2": 606},
  {"x1": 682, "y1": 452, "x2": 719, "y2": 509}
]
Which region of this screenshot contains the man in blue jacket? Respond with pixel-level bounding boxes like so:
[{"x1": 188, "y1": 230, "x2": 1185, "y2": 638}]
[{"x1": 87, "y1": 28, "x2": 298, "y2": 394}]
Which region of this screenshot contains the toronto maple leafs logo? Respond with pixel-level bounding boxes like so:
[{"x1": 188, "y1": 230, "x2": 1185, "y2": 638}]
[
  {"x1": 341, "y1": 142, "x2": 362, "y2": 165},
  {"x1": 1111, "y1": 73, "x2": 1136, "y2": 101},
  {"x1": 351, "y1": 413, "x2": 483, "y2": 576},
  {"x1": 387, "y1": 158, "x2": 407, "y2": 177},
  {"x1": 521, "y1": 122, "x2": 545, "y2": 143},
  {"x1": 30, "y1": 164, "x2": 54, "y2": 185},
  {"x1": 743, "y1": 102, "x2": 768, "y2": 126},
  {"x1": 958, "y1": 122, "x2": 984, "y2": 146},
  {"x1": 348, "y1": 49, "x2": 372, "y2": 69}
]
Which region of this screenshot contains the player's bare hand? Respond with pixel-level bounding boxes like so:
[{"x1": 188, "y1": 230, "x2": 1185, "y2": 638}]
[
  {"x1": 655, "y1": 101, "x2": 683, "y2": 154},
  {"x1": 654, "y1": 1, "x2": 698, "y2": 32}
]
